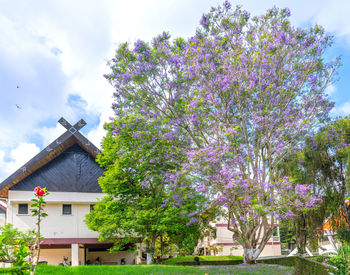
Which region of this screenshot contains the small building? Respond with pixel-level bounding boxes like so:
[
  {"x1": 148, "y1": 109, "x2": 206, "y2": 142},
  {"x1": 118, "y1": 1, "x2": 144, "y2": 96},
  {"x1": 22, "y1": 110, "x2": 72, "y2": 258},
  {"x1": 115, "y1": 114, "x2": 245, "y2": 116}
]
[
  {"x1": 197, "y1": 219, "x2": 281, "y2": 257},
  {"x1": 318, "y1": 201, "x2": 350, "y2": 255},
  {"x1": 0, "y1": 118, "x2": 138, "y2": 266}
]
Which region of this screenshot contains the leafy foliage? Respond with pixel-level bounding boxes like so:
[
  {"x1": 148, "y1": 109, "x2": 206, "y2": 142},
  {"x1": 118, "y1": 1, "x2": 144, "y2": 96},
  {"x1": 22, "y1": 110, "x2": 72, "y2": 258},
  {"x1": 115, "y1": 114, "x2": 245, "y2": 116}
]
[
  {"x1": 337, "y1": 227, "x2": 350, "y2": 245},
  {"x1": 104, "y1": 1, "x2": 339, "y2": 263},
  {"x1": 0, "y1": 223, "x2": 35, "y2": 274},
  {"x1": 85, "y1": 119, "x2": 213, "y2": 262}
]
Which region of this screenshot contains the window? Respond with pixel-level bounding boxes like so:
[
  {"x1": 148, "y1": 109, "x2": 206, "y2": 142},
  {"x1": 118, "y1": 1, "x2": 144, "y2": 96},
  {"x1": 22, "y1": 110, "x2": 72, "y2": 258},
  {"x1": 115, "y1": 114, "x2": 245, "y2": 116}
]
[
  {"x1": 18, "y1": 204, "x2": 28, "y2": 215},
  {"x1": 90, "y1": 204, "x2": 95, "y2": 212},
  {"x1": 62, "y1": 204, "x2": 72, "y2": 215}
]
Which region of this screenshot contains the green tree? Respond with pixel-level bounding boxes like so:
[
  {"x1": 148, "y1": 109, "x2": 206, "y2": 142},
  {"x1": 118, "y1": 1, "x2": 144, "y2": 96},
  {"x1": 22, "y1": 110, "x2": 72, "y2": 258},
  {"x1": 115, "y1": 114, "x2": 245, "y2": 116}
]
[
  {"x1": 0, "y1": 224, "x2": 36, "y2": 274},
  {"x1": 104, "y1": 2, "x2": 339, "y2": 263},
  {"x1": 279, "y1": 117, "x2": 350, "y2": 254},
  {"x1": 85, "y1": 117, "x2": 212, "y2": 264}
]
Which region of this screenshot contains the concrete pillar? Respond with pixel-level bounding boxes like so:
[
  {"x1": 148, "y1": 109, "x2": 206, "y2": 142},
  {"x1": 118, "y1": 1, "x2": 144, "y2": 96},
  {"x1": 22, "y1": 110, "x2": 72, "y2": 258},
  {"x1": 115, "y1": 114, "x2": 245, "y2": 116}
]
[
  {"x1": 135, "y1": 243, "x2": 142, "y2": 264},
  {"x1": 71, "y1": 244, "x2": 80, "y2": 266}
]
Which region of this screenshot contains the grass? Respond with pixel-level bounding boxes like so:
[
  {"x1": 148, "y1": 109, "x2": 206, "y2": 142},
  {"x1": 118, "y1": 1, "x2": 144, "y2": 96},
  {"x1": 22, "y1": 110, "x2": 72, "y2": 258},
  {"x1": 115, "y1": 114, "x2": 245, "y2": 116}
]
[
  {"x1": 161, "y1": 255, "x2": 243, "y2": 265},
  {"x1": 33, "y1": 263, "x2": 294, "y2": 275}
]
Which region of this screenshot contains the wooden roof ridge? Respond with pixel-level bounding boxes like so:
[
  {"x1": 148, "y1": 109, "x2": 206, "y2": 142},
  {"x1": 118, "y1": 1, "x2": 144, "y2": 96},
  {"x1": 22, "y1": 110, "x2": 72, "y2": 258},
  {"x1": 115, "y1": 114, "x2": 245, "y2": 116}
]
[{"x1": 0, "y1": 117, "x2": 101, "y2": 198}]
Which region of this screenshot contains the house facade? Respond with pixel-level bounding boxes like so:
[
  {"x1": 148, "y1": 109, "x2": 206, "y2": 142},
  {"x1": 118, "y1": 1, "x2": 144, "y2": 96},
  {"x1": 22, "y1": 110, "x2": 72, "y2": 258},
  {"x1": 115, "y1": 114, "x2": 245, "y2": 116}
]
[
  {"x1": 197, "y1": 219, "x2": 281, "y2": 257},
  {"x1": 0, "y1": 118, "x2": 139, "y2": 266}
]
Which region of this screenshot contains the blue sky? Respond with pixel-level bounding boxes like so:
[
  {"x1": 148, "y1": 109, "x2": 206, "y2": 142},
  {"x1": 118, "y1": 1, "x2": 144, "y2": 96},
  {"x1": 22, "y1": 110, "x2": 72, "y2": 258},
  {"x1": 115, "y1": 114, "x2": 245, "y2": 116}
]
[{"x1": 0, "y1": 0, "x2": 349, "y2": 182}]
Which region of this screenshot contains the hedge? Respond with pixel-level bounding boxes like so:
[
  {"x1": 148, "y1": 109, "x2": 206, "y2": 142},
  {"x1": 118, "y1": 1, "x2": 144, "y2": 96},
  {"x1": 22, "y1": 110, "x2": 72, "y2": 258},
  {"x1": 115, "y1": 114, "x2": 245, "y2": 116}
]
[
  {"x1": 0, "y1": 267, "x2": 20, "y2": 274},
  {"x1": 257, "y1": 256, "x2": 335, "y2": 275},
  {"x1": 172, "y1": 255, "x2": 336, "y2": 274}
]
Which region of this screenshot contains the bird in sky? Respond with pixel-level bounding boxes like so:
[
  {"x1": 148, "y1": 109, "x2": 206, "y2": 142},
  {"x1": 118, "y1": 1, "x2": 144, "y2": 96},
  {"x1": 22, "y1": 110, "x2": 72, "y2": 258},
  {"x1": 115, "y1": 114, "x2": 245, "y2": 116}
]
[{"x1": 15, "y1": 104, "x2": 22, "y2": 109}]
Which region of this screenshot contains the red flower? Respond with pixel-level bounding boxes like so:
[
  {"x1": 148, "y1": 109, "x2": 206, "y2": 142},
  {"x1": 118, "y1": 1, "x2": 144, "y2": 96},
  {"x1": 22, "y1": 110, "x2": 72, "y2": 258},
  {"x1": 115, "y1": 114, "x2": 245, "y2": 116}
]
[{"x1": 34, "y1": 187, "x2": 45, "y2": 197}]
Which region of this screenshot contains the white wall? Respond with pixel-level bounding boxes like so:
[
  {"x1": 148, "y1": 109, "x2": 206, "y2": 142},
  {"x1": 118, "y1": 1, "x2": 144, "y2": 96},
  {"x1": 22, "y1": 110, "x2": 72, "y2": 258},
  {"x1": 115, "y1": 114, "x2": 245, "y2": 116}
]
[
  {"x1": 40, "y1": 248, "x2": 72, "y2": 265},
  {"x1": 87, "y1": 251, "x2": 135, "y2": 265},
  {"x1": 198, "y1": 223, "x2": 281, "y2": 257},
  {"x1": 7, "y1": 191, "x2": 105, "y2": 238},
  {"x1": 0, "y1": 213, "x2": 5, "y2": 226},
  {"x1": 8, "y1": 190, "x2": 105, "y2": 204}
]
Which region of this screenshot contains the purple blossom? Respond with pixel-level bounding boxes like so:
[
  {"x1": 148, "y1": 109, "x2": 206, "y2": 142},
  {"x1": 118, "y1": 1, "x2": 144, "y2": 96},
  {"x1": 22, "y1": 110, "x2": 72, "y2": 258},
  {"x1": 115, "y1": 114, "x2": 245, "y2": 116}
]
[
  {"x1": 186, "y1": 217, "x2": 198, "y2": 226},
  {"x1": 223, "y1": 0, "x2": 231, "y2": 10},
  {"x1": 188, "y1": 211, "x2": 198, "y2": 217},
  {"x1": 197, "y1": 183, "x2": 206, "y2": 193}
]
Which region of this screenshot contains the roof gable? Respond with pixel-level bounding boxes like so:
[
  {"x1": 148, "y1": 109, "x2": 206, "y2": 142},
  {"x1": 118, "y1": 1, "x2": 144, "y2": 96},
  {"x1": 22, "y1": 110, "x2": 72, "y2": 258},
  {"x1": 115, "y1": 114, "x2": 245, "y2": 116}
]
[
  {"x1": 0, "y1": 118, "x2": 103, "y2": 197},
  {"x1": 10, "y1": 144, "x2": 103, "y2": 193}
]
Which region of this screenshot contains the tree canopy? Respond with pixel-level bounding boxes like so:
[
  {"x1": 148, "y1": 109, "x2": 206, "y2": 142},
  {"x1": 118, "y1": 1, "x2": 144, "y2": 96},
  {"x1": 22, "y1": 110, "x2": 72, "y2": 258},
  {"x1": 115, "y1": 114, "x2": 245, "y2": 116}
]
[
  {"x1": 278, "y1": 119, "x2": 349, "y2": 254},
  {"x1": 104, "y1": 1, "x2": 339, "y2": 263},
  {"x1": 85, "y1": 118, "x2": 212, "y2": 263}
]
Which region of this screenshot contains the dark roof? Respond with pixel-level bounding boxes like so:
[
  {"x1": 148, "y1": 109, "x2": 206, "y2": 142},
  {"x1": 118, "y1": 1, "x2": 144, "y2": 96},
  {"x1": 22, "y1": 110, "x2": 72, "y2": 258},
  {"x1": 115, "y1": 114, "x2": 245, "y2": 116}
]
[
  {"x1": 0, "y1": 118, "x2": 102, "y2": 197},
  {"x1": 10, "y1": 144, "x2": 103, "y2": 193}
]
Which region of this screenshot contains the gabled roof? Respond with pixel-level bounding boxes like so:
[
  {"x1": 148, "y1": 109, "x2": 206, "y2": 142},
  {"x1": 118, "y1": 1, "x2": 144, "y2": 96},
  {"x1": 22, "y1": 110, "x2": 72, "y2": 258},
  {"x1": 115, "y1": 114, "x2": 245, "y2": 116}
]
[
  {"x1": 322, "y1": 201, "x2": 350, "y2": 232},
  {"x1": 0, "y1": 118, "x2": 101, "y2": 198}
]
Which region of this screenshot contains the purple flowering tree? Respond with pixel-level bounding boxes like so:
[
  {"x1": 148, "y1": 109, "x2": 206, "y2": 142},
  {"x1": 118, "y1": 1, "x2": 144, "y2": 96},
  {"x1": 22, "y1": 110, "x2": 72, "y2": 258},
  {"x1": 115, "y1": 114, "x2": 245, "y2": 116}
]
[{"x1": 105, "y1": 2, "x2": 339, "y2": 263}]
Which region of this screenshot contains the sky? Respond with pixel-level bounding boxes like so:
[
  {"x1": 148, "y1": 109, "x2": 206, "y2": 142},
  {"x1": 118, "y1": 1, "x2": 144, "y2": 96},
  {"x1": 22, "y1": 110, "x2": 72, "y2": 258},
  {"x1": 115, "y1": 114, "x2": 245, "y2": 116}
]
[{"x1": 0, "y1": 0, "x2": 350, "y2": 182}]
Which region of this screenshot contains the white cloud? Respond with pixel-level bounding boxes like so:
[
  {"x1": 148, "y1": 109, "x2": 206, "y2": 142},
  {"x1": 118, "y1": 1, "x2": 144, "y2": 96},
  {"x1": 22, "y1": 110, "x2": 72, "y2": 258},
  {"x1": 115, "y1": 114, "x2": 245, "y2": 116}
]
[
  {"x1": 325, "y1": 84, "x2": 337, "y2": 96},
  {"x1": 0, "y1": 143, "x2": 40, "y2": 182},
  {"x1": 1, "y1": 0, "x2": 350, "y2": 181},
  {"x1": 333, "y1": 102, "x2": 350, "y2": 115}
]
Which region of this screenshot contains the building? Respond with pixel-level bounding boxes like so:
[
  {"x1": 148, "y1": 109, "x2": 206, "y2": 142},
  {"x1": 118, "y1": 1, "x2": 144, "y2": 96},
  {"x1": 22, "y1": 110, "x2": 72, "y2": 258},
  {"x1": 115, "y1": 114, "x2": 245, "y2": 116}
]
[
  {"x1": 318, "y1": 201, "x2": 350, "y2": 255},
  {"x1": 197, "y1": 219, "x2": 281, "y2": 257},
  {"x1": 0, "y1": 118, "x2": 138, "y2": 266}
]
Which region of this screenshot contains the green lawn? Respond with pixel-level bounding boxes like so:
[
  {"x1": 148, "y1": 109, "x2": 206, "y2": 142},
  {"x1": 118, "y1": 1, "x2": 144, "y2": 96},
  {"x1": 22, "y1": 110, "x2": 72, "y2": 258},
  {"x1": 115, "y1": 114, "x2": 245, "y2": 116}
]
[
  {"x1": 33, "y1": 263, "x2": 294, "y2": 275},
  {"x1": 161, "y1": 255, "x2": 243, "y2": 265}
]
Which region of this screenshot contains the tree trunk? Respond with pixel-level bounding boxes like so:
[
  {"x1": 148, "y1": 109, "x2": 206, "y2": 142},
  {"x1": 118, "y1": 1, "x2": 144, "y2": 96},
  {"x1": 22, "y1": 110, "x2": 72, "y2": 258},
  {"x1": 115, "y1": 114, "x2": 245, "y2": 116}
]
[
  {"x1": 243, "y1": 248, "x2": 260, "y2": 264},
  {"x1": 295, "y1": 214, "x2": 307, "y2": 255},
  {"x1": 160, "y1": 235, "x2": 164, "y2": 258},
  {"x1": 227, "y1": 212, "x2": 274, "y2": 264},
  {"x1": 146, "y1": 237, "x2": 156, "y2": 265},
  {"x1": 146, "y1": 253, "x2": 153, "y2": 265}
]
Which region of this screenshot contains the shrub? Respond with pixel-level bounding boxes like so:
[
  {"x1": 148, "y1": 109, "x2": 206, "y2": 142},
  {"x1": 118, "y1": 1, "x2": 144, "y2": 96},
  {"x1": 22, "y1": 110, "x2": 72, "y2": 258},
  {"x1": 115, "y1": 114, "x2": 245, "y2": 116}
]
[
  {"x1": 336, "y1": 227, "x2": 350, "y2": 245},
  {"x1": 327, "y1": 256, "x2": 350, "y2": 275},
  {"x1": 0, "y1": 267, "x2": 21, "y2": 274},
  {"x1": 0, "y1": 224, "x2": 36, "y2": 274}
]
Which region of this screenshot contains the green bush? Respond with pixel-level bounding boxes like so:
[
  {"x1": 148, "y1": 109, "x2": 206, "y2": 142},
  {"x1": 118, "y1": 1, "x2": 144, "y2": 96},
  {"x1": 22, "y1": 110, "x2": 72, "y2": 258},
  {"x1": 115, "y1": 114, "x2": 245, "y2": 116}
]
[
  {"x1": 257, "y1": 256, "x2": 296, "y2": 267},
  {"x1": 294, "y1": 257, "x2": 333, "y2": 275},
  {"x1": 257, "y1": 256, "x2": 334, "y2": 275},
  {"x1": 336, "y1": 227, "x2": 350, "y2": 245},
  {"x1": 311, "y1": 255, "x2": 329, "y2": 263},
  {"x1": 170, "y1": 255, "x2": 335, "y2": 274},
  {"x1": 327, "y1": 256, "x2": 350, "y2": 275},
  {"x1": 0, "y1": 267, "x2": 21, "y2": 274}
]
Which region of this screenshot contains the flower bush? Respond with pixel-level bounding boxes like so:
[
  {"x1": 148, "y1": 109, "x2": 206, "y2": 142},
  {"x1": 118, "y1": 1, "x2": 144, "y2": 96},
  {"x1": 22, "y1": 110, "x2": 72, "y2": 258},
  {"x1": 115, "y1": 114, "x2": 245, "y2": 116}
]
[
  {"x1": 327, "y1": 256, "x2": 350, "y2": 275},
  {"x1": 30, "y1": 186, "x2": 49, "y2": 274}
]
